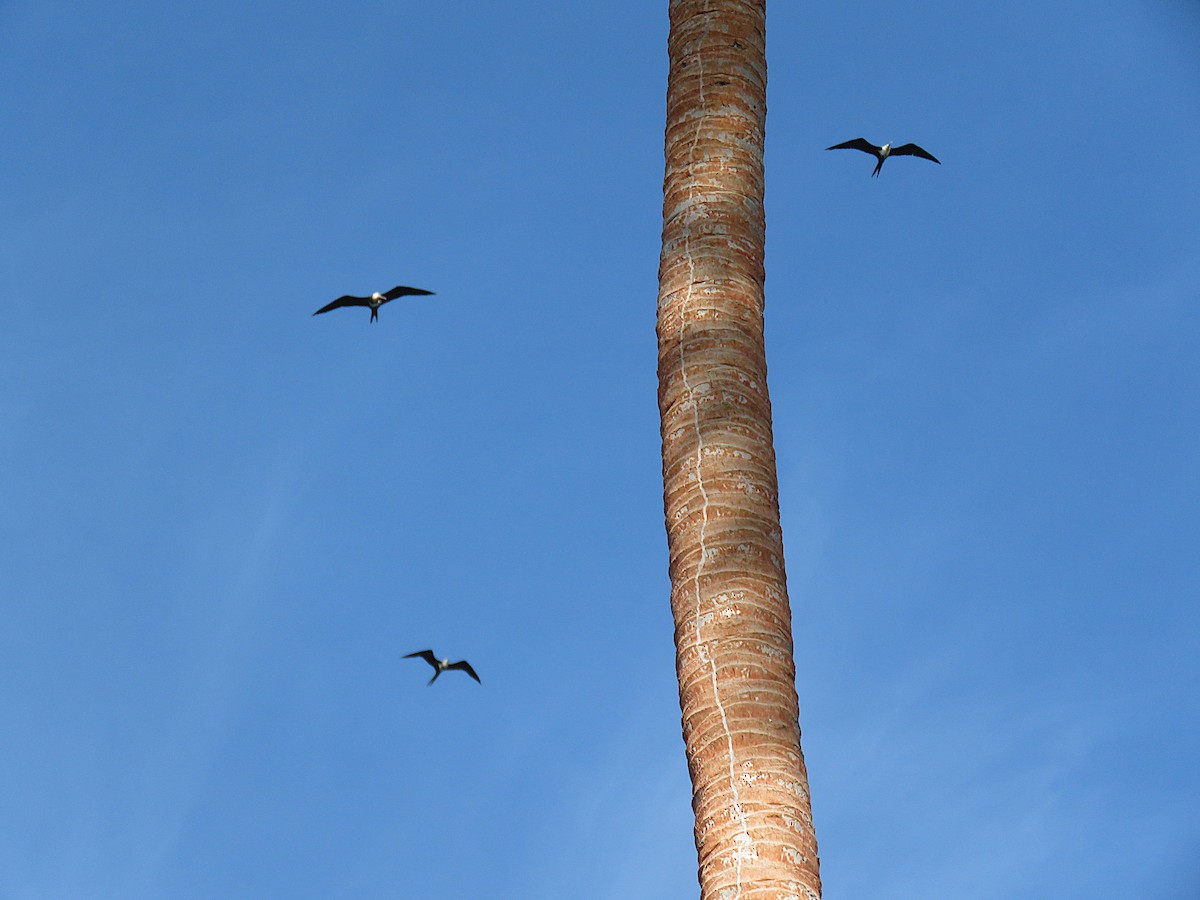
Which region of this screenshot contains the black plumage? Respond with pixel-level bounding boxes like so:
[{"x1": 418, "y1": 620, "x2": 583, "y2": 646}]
[
  {"x1": 404, "y1": 650, "x2": 481, "y2": 686},
  {"x1": 313, "y1": 284, "x2": 434, "y2": 323},
  {"x1": 826, "y1": 138, "x2": 940, "y2": 177}
]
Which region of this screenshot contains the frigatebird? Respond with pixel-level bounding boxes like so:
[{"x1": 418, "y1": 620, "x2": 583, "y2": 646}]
[
  {"x1": 313, "y1": 284, "x2": 434, "y2": 323},
  {"x1": 826, "y1": 138, "x2": 940, "y2": 177},
  {"x1": 404, "y1": 650, "x2": 481, "y2": 686}
]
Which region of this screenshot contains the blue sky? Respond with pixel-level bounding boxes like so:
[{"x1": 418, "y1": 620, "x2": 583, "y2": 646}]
[{"x1": 2, "y1": 1, "x2": 1198, "y2": 897}]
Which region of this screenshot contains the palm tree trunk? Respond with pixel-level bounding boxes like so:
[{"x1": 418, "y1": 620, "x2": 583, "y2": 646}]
[{"x1": 656, "y1": 2, "x2": 821, "y2": 897}]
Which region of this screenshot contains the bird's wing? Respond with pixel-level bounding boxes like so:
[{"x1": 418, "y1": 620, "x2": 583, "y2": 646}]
[
  {"x1": 404, "y1": 650, "x2": 439, "y2": 667},
  {"x1": 826, "y1": 138, "x2": 879, "y2": 156},
  {"x1": 383, "y1": 285, "x2": 436, "y2": 301},
  {"x1": 313, "y1": 295, "x2": 370, "y2": 315},
  {"x1": 448, "y1": 660, "x2": 481, "y2": 683},
  {"x1": 889, "y1": 143, "x2": 940, "y2": 164}
]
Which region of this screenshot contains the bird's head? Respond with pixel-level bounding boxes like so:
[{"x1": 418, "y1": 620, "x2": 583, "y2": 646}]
[
  {"x1": 882, "y1": 142, "x2": 892, "y2": 153},
  {"x1": 371, "y1": 291, "x2": 385, "y2": 301}
]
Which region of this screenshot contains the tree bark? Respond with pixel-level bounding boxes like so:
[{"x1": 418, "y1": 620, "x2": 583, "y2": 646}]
[{"x1": 657, "y1": 1, "x2": 821, "y2": 897}]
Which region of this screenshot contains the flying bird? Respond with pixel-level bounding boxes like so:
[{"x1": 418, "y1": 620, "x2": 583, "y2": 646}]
[
  {"x1": 826, "y1": 138, "x2": 940, "y2": 177},
  {"x1": 313, "y1": 284, "x2": 434, "y2": 323},
  {"x1": 404, "y1": 650, "x2": 481, "y2": 686}
]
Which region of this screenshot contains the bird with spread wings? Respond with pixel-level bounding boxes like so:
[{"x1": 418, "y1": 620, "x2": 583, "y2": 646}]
[
  {"x1": 404, "y1": 650, "x2": 481, "y2": 686},
  {"x1": 826, "y1": 138, "x2": 940, "y2": 178},
  {"x1": 313, "y1": 284, "x2": 434, "y2": 323}
]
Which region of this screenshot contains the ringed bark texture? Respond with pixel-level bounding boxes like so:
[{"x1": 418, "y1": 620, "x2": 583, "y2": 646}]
[{"x1": 657, "y1": 2, "x2": 820, "y2": 898}]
